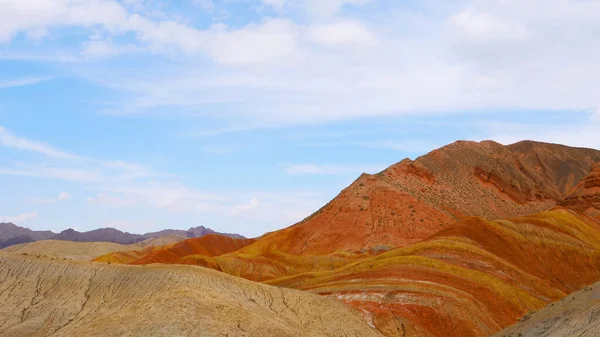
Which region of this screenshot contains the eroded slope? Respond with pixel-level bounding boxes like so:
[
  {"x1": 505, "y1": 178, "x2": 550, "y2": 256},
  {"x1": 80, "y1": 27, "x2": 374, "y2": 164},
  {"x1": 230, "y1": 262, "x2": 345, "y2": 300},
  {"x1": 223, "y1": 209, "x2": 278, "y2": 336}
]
[
  {"x1": 0, "y1": 253, "x2": 381, "y2": 337},
  {"x1": 492, "y1": 281, "x2": 600, "y2": 337}
]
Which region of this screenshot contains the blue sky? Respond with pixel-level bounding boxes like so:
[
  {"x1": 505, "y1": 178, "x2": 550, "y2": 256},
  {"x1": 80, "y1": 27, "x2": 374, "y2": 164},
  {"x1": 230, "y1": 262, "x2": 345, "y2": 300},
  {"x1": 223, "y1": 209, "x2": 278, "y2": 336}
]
[{"x1": 1, "y1": 0, "x2": 599, "y2": 237}]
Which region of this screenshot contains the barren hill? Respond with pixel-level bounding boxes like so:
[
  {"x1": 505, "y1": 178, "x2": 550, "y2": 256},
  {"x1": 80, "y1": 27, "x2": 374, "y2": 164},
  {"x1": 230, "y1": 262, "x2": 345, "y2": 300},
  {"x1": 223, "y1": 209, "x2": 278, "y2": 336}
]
[
  {"x1": 1, "y1": 240, "x2": 134, "y2": 261},
  {"x1": 0, "y1": 253, "x2": 381, "y2": 337},
  {"x1": 240, "y1": 140, "x2": 600, "y2": 255}
]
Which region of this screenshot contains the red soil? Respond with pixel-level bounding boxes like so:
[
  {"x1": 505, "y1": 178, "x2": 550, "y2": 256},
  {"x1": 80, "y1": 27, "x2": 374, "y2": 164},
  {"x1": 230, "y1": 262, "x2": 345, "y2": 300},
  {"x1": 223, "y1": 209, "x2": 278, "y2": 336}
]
[{"x1": 94, "y1": 234, "x2": 255, "y2": 265}]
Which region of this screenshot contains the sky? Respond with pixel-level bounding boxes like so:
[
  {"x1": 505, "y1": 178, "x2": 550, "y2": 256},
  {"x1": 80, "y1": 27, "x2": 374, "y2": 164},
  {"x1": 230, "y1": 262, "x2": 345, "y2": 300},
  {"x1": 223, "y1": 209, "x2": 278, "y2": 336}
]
[{"x1": 0, "y1": 0, "x2": 599, "y2": 237}]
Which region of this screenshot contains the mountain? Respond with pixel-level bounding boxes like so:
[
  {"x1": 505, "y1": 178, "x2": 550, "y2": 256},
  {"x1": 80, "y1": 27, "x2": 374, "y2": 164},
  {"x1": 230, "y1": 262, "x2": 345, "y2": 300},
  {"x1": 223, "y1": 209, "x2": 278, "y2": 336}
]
[
  {"x1": 141, "y1": 225, "x2": 245, "y2": 240},
  {"x1": 53, "y1": 227, "x2": 144, "y2": 244},
  {"x1": 236, "y1": 140, "x2": 600, "y2": 255},
  {"x1": 493, "y1": 281, "x2": 600, "y2": 337},
  {"x1": 111, "y1": 140, "x2": 600, "y2": 336},
  {"x1": 0, "y1": 223, "x2": 244, "y2": 248},
  {"x1": 0, "y1": 253, "x2": 380, "y2": 337},
  {"x1": 0, "y1": 222, "x2": 55, "y2": 249}
]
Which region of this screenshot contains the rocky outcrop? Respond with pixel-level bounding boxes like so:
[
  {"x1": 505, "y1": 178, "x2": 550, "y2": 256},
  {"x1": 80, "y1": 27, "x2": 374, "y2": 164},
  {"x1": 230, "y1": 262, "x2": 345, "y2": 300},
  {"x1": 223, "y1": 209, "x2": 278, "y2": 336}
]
[
  {"x1": 0, "y1": 253, "x2": 381, "y2": 337},
  {"x1": 559, "y1": 163, "x2": 600, "y2": 219}
]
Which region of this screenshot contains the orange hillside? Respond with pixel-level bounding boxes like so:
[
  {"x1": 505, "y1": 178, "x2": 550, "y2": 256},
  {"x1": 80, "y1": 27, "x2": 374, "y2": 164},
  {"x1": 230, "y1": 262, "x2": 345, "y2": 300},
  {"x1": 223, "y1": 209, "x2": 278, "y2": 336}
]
[
  {"x1": 94, "y1": 234, "x2": 255, "y2": 265},
  {"x1": 267, "y1": 208, "x2": 600, "y2": 337}
]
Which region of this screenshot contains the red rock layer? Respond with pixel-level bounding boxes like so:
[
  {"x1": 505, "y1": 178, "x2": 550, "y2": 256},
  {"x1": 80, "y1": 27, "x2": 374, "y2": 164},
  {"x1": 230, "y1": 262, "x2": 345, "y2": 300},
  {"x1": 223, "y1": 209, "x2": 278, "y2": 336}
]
[
  {"x1": 267, "y1": 208, "x2": 600, "y2": 337},
  {"x1": 560, "y1": 163, "x2": 600, "y2": 220},
  {"x1": 94, "y1": 234, "x2": 255, "y2": 265}
]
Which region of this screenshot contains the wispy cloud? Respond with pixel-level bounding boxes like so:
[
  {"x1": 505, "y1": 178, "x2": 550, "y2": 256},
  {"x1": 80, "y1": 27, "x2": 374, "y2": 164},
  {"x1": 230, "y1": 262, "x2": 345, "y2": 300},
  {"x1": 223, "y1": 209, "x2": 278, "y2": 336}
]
[
  {"x1": 29, "y1": 191, "x2": 70, "y2": 204},
  {"x1": 0, "y1": 125, "x2": 156, "y2": 180},
  {"x1": 0, "y1": 77, "x2": 52, "y2": 89},
  {"x1": 0, "y1": 126, "x2": 77, "y2": 159},
  {"x1": 1, "y1": 212, "x2": 38, "y2": 224},
  {"x1": 285, "y1": 164, "x2": 384, "y2": 175},
  {"x1": 361, "y1": 140, "x2": 442, "y2": 154},
  {"x1": 87, "y1": 193, "x2": 139, "y2": 208},
  {"x1": 229, "y1": 198, "x2": 260, "y2": 217},
  {"x1": 0, "y1": 166, "x2": 100, "y2": 182}
]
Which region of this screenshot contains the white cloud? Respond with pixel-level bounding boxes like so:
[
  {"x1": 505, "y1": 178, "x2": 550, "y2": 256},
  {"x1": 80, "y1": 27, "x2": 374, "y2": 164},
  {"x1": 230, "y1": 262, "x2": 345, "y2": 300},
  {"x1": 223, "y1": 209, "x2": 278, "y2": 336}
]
[
  {"x1": 206, "y1": 19, "x2": 302, "y2": 67},
  {"x1": 0, "y1": 77, "x2": 52, "y2": 89},
  {"x1": 87, "y1": 193, "x2": 139, "y2": 208},
  {"x1": 481, "y1": 121, "x2": 600, "y2": 150},
  {"x1": 286, "y1": 164, "x2": 383, "y2": 175},
  {"x1": 262, "y1": 0, "x2": 286, "y2": 10},
  {"x1": 307, "y1": 21, "x2": 376, "y2": 48},
  {"x1": 29, "y1": 191, "x2": 70, "y2": 203},
  {"x1": 192, "y1": 0, "x2": 214, "y2": 11},
  {"x1": 81, "y1": 39, "x2": 140, "y2": 58},
  {"x1": 362, "y1": 140, "x2": 442, "y2": 154},
  {"x1": 449, "y1": 10, "x2": 530, "y2": 41},
  {"x1": 0, "y1": 0, "x2": 129, "y2": 43},
  {"x1": 0, "y1": 166, "x2": 100, "y2": 182},
  {"x1": 229, "y1": 198, "x2": 260, "y2": 216},
  {"x1": 0, "y1": 126, "x2": 79, "y2": 159},
  {"x1": 303, "y1": 0, "x2": 373, "y2": 17},
  {"x1": 1, "y1": 212, "x2": 38, "y2": 224},
  {"x1": 0, "y1": 125, "x2": 154, "y2": 180}
]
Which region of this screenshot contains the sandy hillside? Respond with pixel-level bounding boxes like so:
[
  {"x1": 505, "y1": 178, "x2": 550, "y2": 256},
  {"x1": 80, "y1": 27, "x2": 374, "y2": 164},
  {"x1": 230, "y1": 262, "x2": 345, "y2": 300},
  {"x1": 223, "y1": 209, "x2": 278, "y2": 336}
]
[
  {"x1": 493, "y1": 281, "x2": 600, "y2": 337},
  {"x1": 1, "y1": 236, "x2": 186, "y2": 261},
  {"x1": 0, "y1": 253, "x2": 381, "y2": 337}
]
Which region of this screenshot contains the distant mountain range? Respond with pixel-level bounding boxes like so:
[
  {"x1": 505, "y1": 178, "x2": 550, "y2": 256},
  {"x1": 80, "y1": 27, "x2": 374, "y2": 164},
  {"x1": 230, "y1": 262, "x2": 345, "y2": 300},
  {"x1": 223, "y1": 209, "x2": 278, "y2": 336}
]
[{"x1": 0, "y1": 223, "x2": 244, "y2": 249}]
